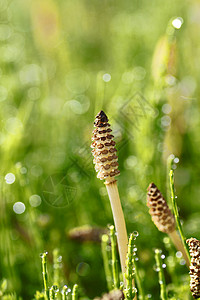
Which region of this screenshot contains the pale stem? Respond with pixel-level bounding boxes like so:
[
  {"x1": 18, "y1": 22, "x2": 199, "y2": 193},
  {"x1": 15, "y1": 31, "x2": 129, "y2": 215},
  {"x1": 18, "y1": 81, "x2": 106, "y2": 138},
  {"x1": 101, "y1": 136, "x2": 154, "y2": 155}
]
[
  {"x1": 105, "y1": 180, "x2": 137, "y2": 300},
  {"x1": 168, "y1": 230, "x2": 190, "y2": 267}
]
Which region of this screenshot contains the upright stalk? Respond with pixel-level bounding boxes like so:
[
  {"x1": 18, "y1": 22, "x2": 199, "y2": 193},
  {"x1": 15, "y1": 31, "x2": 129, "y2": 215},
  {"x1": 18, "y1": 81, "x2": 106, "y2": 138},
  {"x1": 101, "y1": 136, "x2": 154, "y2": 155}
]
[
  {"x1": 169, "y1": 170, "x2": 190, "y2": 265},
  {"x1": 41, "y1": 252, "x2": 49, "y2": 300},
  {"x1": 106, "y1": 182, "x2": 128, "y2": 283},
  {"x1": 72, "y1": 284, "x2": 78, "y2": 300},
  {"x1": 91, "y1": 110, "x2": 135, "y2": 296},
  {"x1": 109, "y1": 225, "x2": 120, "y2": 289},
  {"x1": 155, "y1": 249, "x2": 167, "y2": 300},
  {"x1": 101, "y1": 233, "x2": 114, "y2": 291},
  {"x1": 124, "y1": 233, "x2": 136, "y2": 300}
]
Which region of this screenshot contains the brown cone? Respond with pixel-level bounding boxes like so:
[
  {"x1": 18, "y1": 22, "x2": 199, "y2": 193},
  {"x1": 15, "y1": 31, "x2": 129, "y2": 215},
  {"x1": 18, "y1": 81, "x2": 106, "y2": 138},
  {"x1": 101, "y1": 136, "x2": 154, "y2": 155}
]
[
  {"x1": 147, "y1": 182, "x2": 175, "y2": 234},
  {"x1": 91, "y1": 111, "x2": 120, "y2": 182},
  {"x1": 187, "y1": 238, "x2": 200, "y2": 299}
]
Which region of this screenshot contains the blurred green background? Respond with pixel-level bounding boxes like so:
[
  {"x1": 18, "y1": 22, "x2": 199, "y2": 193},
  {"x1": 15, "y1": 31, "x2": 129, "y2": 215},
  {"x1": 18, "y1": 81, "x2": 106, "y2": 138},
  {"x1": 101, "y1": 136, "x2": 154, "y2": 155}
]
[{"x1": 0, "y1": 0, "x2": 199, "y2": 298}]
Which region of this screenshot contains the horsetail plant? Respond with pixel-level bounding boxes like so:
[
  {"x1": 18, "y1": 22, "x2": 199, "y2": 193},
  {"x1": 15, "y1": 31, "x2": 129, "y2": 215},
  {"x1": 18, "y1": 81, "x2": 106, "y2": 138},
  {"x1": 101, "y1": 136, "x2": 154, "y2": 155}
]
[
  {"x1": 154, "y1": 249, "x2": 167, "y2": 300},
  {"x1": 187, "y1": 238, "x2": 200, "y2": 299},
  {"x1": 72, "y1": 284, "x2": 78, "y2": 300},
  {"x1": 147, "y1": 182, "x2": 190, "y2": 266},
  {"x1": 61, "y1": 285, "x2": 68, "y2": 300},
  {"x1": 101, "y1": 234, "x2": 113, "y2": 291},
  {"x1": 109, "y1": 225, "x2": 120, "y2": 289},
  {"x1": 41, "y1": 252, "x2": 49, "y2": 300},
  {"x1": 53, "y1": 249, "x2": 61, "y2": 286},
  {"x1": 124, "y1": 233, "x2": 136, "y2": 300},
  {"x1": 169, "y1": 169, "x2": 190, "y2": 266},
  {"x1": 91, "y1": 111, "x2": 131, "y2": 289}
]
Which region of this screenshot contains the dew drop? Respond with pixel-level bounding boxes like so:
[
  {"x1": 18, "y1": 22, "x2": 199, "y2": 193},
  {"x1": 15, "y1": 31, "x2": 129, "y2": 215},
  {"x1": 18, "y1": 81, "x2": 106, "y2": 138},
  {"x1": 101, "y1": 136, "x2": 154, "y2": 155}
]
[
  {"x1": 153, "y1": 265, "x2": 160, "y2": 272},
  {"x1": 174, "y1": 157, "x2": 179, "y2": 163},
  {"x1": 135, "y1": 257, "x2": 139, "y2": 261},
  {"x1": 172, "y1": 17, "x2": 183, "y2": 29},
  {"x1": 57, "y1": 256, "x2": 62, "y2": 262}
]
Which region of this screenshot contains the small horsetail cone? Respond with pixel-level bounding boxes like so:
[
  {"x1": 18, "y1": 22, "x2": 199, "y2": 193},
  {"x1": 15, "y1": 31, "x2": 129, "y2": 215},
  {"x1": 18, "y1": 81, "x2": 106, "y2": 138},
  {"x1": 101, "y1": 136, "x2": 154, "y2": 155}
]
[
  {"x1": 187, "y1": 238, "x2": 200, "y2": 299},
  {"x1": 91, "y1": 111, "x2": 133, "y2": 292},
  {"x1": 91, "y1": 110, "x2": 120, "y2": 183},
  {"x1": 147, "y1": 183, "x2": 175, "y2": 233},
  {"x1": 147, "y1": 182, "x2": 190, "y2": 267}
]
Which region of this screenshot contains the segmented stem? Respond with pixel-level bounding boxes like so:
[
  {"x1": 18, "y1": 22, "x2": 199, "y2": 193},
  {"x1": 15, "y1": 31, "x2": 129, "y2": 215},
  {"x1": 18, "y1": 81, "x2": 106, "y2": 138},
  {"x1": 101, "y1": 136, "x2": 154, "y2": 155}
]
[
  {"x1": 101, "y1": 234, "x2": 113, "y2": 291},
  {"x1": 134, "y1": 260, "x2": 145, "y2": 300},
  {"x1": 169, "y1": 170, "x2": 190, "y2": 265},
  {"x1": 109, "y1": 225, "x2": 120, "y2": 289},
  {"x1": 155, "y1": 249, "x2": 167, "y2": 300},
  {"x1": 124, "y1": 233, "x2": 136, "y2": 300},
  {"x1": 61, "y1": 285, "x2": 68, "y2": 300},
  {"x1": 53, "y1": 248, "x2": 60, "y2": 286},
  {"x1": 41, "y1": 252, "x2": 49, "y2": 300},
  {"x1": 72, "y1": 284, "x2": 78, "y2": 300}
]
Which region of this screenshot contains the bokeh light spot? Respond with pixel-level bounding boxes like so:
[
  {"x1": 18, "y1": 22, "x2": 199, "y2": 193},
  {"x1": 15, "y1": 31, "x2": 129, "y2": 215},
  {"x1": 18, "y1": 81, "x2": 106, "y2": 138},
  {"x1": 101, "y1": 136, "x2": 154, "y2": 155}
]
[
  {"x1": 102, "y1": 73, "x2": 111, "y2": 82},
  {"x1": 76, "y1": 262, "x2": 90, "y2": 276},
  {"x1": 13, "y1": 202, "x2": 25, "y2": 214},
  {"x1": 5, "y1": 173, "x2": 15, "y2": 184},
  {"x1": 29, "y1": 195, "x2": 42, "y2": 207}
]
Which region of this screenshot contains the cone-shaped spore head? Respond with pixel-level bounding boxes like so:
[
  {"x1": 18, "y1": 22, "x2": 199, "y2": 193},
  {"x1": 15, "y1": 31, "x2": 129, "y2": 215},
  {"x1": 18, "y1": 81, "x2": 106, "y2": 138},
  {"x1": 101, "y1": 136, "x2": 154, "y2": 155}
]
[
  {"x1": 147, "y1": 182, "x2": 176, "y2": 233},
  {"x1": 187, "y1": 238, "x2": 200, "y2": 299},
  {"x1": 91, "y1": 111, "x2": 120, "y2": 183}
]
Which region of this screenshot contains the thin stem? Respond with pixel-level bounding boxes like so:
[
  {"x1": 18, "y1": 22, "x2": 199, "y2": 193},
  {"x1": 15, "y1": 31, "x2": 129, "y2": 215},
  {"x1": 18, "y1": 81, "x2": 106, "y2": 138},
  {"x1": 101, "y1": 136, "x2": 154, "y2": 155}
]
[
  {"x1": 49, "y1": 286, "x2": 54, "y2": 300},
  {"x1": 155, "y1": 249, "x2": 167, "y2": 300},
  {"x1": 72, "y1": 284, "x2": 78, "y2": 300},
  {"x1": 41, "y1": 252, "x2": 49, "y2": 300},
  {"x1": 124, "y1": 233, "x2": 136, "y2": 300},
  {"x1": 168, "y1": 230, "x2": 190, "y2": 267},
  {"x1": 61, "y1": 286, "x2": 68, "y2": 300},
  {"x1": 134, "y1": 260, "x2": 145, "y2": 300},
  {"x1": 169, "y1": 170, "x2": 190, "y2": 265},
  {"x1": 53, "y1": 249, "x2": 60, "y2": 286},
  {"x1": 101, "y1": 234, "x2": 113, "y2": 291},
  {"x1": 109, "y1": 225, "x2": 120, "y2": 289},
  {"x1": 166, "y1": 154, "x2": 175, "y2": 207},
  {"x1": 105, "y1": 181, "x2": 128, "y2": 284}
]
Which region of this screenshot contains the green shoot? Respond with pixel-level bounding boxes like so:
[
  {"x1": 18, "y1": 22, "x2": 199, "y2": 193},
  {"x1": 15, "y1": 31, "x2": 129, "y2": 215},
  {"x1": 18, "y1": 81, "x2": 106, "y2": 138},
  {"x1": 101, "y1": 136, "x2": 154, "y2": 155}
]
[
  {"x1": 41, "y1": 252, "x2": 49, "y2": 300},
  {"x1": 169, "y1": 170, "x2": 190, "y2": 264},
  {"x1": 109, "y1": 225, "x2": 120, "y2": 289},
  {"x1": 101, "y1": 234, "x2": 113, "y2": 291},
  {"x1": 49, "y1": 286, "x2": 54, "y2": 300},
  {"x1": 124, "y1": 233, "x2": 136, "y2": 300},
  {"x1": 134, "y1": 260, "x2": 145, "y2": 300},
  {"x1": 72, "y1": 284, "x2": 78, "y2": 300},
  {"x1": 166, "y1": 154, "x2": 175, "y2": 206},
  {"x1": 155, "y1": 249, "x2": 167, "y2": 300},
  {"x1": 53, "y1": 249, "x2": 61, "y2": 286},
  {"x1": 61, "y1": 285, "x2": 68, "y2": 300}
]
